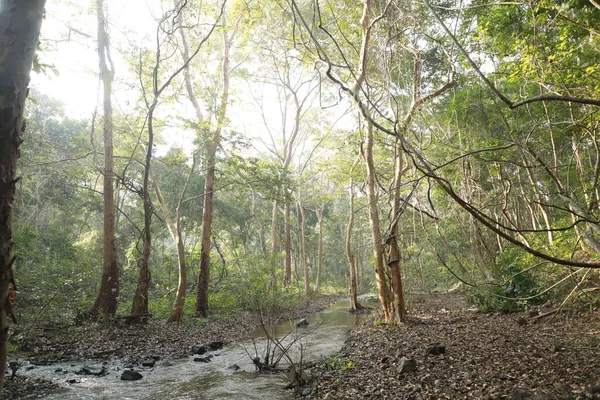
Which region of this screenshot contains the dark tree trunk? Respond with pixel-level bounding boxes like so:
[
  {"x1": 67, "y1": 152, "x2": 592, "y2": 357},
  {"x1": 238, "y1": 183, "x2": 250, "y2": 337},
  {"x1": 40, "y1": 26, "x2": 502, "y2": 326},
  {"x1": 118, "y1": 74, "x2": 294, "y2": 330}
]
[
  {"x1": 131, "y1": 106, "x2": 155, "y2": 316},
  {"x1": 0, "y1": 0, "x2": 45, "y2": 388},
  {"x1": 91, "y1": 0, "x2": 119, "y2": 316}
]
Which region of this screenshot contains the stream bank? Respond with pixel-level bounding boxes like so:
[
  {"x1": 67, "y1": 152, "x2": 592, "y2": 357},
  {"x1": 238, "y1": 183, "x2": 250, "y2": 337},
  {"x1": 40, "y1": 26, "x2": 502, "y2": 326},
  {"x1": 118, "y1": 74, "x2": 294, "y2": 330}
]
[
  {"x1": 4, "y1": 294, "x2": 343, "y2": 399},
  {"x1": 298, "y1": 293, "x2": 600, "y2": 399}
]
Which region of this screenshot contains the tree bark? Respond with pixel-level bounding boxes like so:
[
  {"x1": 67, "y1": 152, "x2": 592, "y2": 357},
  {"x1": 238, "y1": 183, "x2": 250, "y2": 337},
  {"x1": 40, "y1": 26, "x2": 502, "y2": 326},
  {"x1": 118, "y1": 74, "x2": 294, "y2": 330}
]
[
  {"x1": 91, "y1": 0, "x2": 119, "y2": 316},
  {"x1": 346, "y1": 157, "x2": 362, "y2": 311},
  {"x1": 387, "y1": 142, "x2": 407, "y2": 324},
  {"x1": 0, "y1": 0, "x2": 45, "y2": 387},
  {"x1": 298, "y1": 200, "x2": 310, "y2": 295},
  {"x1": 363, "y1": 122, "x2": 391, "y2": 322},
  {"x1": 283, "y1": 203, "x2": 292, "y2": 287},
  {"x1": 195, "y1": 28, "x2": 232, "y2": 317},
  {"x1": 315, "y1": 204, "x2": 324, "y2": 293},
  {"x1": 131, "y1": 105, "x2": 155, "y2": 316}
]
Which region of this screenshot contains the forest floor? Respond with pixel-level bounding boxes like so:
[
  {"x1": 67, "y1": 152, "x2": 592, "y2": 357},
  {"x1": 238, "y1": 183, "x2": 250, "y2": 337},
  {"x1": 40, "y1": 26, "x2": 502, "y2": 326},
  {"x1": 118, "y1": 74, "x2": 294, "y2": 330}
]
[
  {"x1": 297, "y1": 293, "x2": 600, "y2": 400},
  {"x1": 3, "y1": 294, "x2": 340, "y2": 399}
]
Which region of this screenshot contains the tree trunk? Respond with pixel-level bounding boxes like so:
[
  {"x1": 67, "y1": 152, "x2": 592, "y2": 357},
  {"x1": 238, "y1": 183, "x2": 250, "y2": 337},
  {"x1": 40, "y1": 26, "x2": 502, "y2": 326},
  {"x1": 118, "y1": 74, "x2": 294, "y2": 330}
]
[
  {"x1": 315, "y1": 204, "x2": 324, "y2": 293},
  {"x1": 346, "y1": 158, "x2": 362, "y2": 311},
  {"x1": 152, "y1": 174, "x2": 190, "y2": 323},
  {"x1": 195, "y1": 142, "x2": 216, "y2": 317},
  {"x1": 363, "y1": 122, "x2": 391, "y2": 322},
  {"x1": 283, "y1": 203, "x2": 292, "y2": 287},
  {"x1": 269, "y1": 198, "x2": 279, "y2": 292},
  {"x1": 131, "y1": 106, "x2": 155, "y2": 316},
  {"x1": 195, "y1": 28, "x2": 231, "y2": 317},
  {"x1": 298, "y1": 200, "x2": 310, "y2": 295},
  {"x1": 0, "y1": 0, "x2": 45, "y2": 387},
  {"x1": 387, "y1": 141, "x2": 408, "y2": 324},
  {"x1": 91, "y1": 0, "x2": 119, "y2": 316}
]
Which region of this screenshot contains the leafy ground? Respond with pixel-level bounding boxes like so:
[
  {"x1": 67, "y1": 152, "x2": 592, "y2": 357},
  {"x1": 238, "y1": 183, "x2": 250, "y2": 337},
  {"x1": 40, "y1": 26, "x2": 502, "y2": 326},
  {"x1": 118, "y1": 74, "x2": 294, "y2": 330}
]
[{"x1": 297, "y1": 293, "x2": 600, "y2": 399}]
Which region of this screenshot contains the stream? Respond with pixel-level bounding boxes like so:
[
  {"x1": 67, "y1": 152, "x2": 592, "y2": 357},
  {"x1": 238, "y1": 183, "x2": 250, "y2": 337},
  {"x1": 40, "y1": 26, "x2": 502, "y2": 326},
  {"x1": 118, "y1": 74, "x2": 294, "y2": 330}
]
[{"x1": 20, "y1": 298, "x2": 369, "y2": 399}]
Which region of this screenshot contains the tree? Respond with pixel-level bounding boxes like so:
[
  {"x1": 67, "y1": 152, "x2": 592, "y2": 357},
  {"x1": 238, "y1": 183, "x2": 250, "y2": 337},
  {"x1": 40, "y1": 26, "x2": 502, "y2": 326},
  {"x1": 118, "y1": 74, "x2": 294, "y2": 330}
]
[
  {"x1": 131, "y1": 0, "x2": 224, "y2": 316},
  {"x1": 0, "y1": 0, "x2": 46, "y2": 387},
  {"x1": 90, "y1": 0, "x2": 119, "y2": 316}
]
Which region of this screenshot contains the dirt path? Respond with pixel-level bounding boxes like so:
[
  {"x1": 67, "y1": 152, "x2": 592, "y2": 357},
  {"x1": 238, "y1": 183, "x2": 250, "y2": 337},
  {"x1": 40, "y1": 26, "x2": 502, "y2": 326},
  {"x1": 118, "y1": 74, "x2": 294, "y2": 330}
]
[{"x1": 298, "y1": 293, "x2": 600, "y2": 399}]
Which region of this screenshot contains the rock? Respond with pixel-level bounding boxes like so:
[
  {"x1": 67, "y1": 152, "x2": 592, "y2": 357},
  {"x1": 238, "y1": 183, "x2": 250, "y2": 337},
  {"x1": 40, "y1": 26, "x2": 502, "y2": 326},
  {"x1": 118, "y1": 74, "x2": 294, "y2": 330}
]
[
  {"x1": 161, "y1": 361, "x2": 174, "y2": 367},
  {"x1": 511, "y1": 388, "x2": 534, "y2": 400},
  {"x1": 75, "y1": 366, "x2": 107, "y2": 376},
  {"x1": 208, "y1": 341, "x2": 224, "y2": 351},
  {"x1": 227, "y1": 364, "x2": 240, "y2": 370},
  {"x1": 121, "y1": 370, "x2": 143, "y2": 381},
  {"x1": 427, "y1": 345, "x2": 446, "y2": 355},
  {"x1": 296, "y1": 318, "x2": 310, "y2": 327},
  {"x1": 191, "y1": 345, "x2": 207, "y2": 355},
  {"x1": 194, "y1": 357, "x2": 212, "y2": 363},
  {"x1": 398, "y1": 357, "x2": 417, "y2": 373},
  {"x1": 151, "y1": 355, "x2": 160, "y2": 361},
  {"x1": 66, "y1": 379, "x2": 79, "y2": 384},
  {"x1": 299, "y1": 386, "x2": 312, "y2": 396},
  {"x1": 54, "y1": 368, "x2": 62, "y2": 373},
  {"x1": 141, "y1": 360, "x2": 155, "y2": 368},
  {"x1": 589, "y1": 384, "x2": 600, "y2": 394},
  {"x1": 528, "y1": 310, "x2": 540, "y2": 317}
]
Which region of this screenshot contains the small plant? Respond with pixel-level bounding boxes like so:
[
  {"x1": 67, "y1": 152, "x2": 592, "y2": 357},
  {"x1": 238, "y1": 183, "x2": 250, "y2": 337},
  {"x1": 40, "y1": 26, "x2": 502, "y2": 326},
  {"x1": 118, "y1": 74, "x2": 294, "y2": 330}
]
[{"x1": 328, "y1": 356, "x2": 355, "y2": 372}]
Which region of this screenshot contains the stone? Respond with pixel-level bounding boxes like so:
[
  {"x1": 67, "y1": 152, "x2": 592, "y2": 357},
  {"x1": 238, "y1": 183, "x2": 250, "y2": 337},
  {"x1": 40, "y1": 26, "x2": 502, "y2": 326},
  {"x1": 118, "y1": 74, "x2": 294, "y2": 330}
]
[
  {"x1": 141, "y1": 360, "x2": 155, "y2": 368},
  {"x1": 191, "y1": 345, "x2": 207, "y2": 355},
  {"x1": 121, "y1": 370, "x2": 143, "y2": 381},
  {"x1": 589, "y1": 384, "x2": 600, "y2": 394},
  {"x1": 151, "y1": 355, "x2": 160, "y2": 361},
  {"x1": 296, "y1": 318, "x2": 310, "y2": 327},
  {"x1": 398, "y1": 357, "x2": 417, "y2": 373},
  {"x1": 76, "y1": 366, "x2": 107, "y2": 376},
  {"x1": 511, "y1": 388, "x2": 534, "y2": 400},
  {"x1": 427, "y1": 345, "x2": 446, "y2": 355},
  {"x1": 208, "y1": 341, "x2": 224, "y2": 351},
  {"x1": 227, "y1": 364, "x2": 241, "y2": 370},
  {"x1": 194, "y1": 357, "x2": 212, "y2": 363}
]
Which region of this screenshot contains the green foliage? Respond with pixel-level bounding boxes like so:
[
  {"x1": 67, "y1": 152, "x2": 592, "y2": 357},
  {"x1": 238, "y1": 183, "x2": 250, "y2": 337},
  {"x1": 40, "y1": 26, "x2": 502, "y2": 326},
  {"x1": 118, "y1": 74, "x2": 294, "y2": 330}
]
[
  {"x1": 467, "y1": 247, "x2": 543, "y2": 313},
  {"x1": 327, "y1": 356, "x2": 355, "y2": 372}
]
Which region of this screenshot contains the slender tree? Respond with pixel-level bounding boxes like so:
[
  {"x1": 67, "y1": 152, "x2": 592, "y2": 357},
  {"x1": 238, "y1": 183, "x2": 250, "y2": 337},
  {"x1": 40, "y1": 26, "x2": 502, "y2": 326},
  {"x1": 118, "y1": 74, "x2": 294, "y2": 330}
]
[{"x1": 90, "y1": 0, "x2": 119, "y2": 316}]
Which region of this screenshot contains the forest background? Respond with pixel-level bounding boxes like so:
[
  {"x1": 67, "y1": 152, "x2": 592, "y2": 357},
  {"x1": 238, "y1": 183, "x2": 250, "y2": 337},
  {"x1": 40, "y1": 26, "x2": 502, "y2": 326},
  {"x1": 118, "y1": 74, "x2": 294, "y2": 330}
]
[{"x1": 4, "y1": 0, "x2": 600, "y2": 352}]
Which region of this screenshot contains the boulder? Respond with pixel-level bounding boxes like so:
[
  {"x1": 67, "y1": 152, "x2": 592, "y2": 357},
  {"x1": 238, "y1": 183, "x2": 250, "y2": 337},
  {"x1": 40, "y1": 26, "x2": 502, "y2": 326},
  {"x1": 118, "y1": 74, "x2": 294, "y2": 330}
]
[
  {"x1": 227, "y1": 364, "x2": 241, "y2": 370},
  {"x1": 194, "y1": 356, "x2": 212, "y2": 363},
  {"x1": 121, "y1": 370, "x2": 143, "y2": 381},
  {"x1": 141, "y1": 360, "x2": 155, "y2": 368}
]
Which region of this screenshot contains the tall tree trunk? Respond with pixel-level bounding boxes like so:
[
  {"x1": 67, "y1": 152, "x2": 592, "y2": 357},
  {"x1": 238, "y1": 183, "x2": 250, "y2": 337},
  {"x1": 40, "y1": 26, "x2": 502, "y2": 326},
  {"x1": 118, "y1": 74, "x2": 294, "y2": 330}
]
[
  {"x1": 284, "y1": 203, "x2": 292, "y2": 287},
  {"x1": 0, "y1": 0, "x2": 45, "y2": 387},
  {"x1": 315, "y1": 203, "x2": 324, "y2": 293},
  {"x1": 346, "y1": 157, "x2": 362, "y2": 311},
  {"x1": 298, "y1": 200, "x2": 310, "y2": 295},
  {"x1": 195, "y1": 141, "x2": 217, "y2": 317},
  {"x1": 195, "y1": 28, "x2": 232, "y2": 317},
  {"x1": 269, "y1": 198, "x2": 279, "y2": 292},
  {"x1": 131, "y1": 105, "x2": 156, "y2": 316},
  {"x1": 152, "y1": 162, "x2": 194, "y2": 323},
  {"x1": 91, "y1": 0, "x2": 119, "y2": 316},
  {"x1": 387, "y1": 142, "x2": 408, "y2": 324},
  {"x1": 363, "y1": 122, "x2": 391, "y2": 322}
]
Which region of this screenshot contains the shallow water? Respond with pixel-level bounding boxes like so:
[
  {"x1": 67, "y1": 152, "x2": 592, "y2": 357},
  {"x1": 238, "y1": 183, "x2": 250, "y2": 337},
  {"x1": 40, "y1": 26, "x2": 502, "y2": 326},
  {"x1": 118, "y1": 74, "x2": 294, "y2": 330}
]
[{"x1": 22, "y1": 298, "x2": 368, "y2": 399}]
